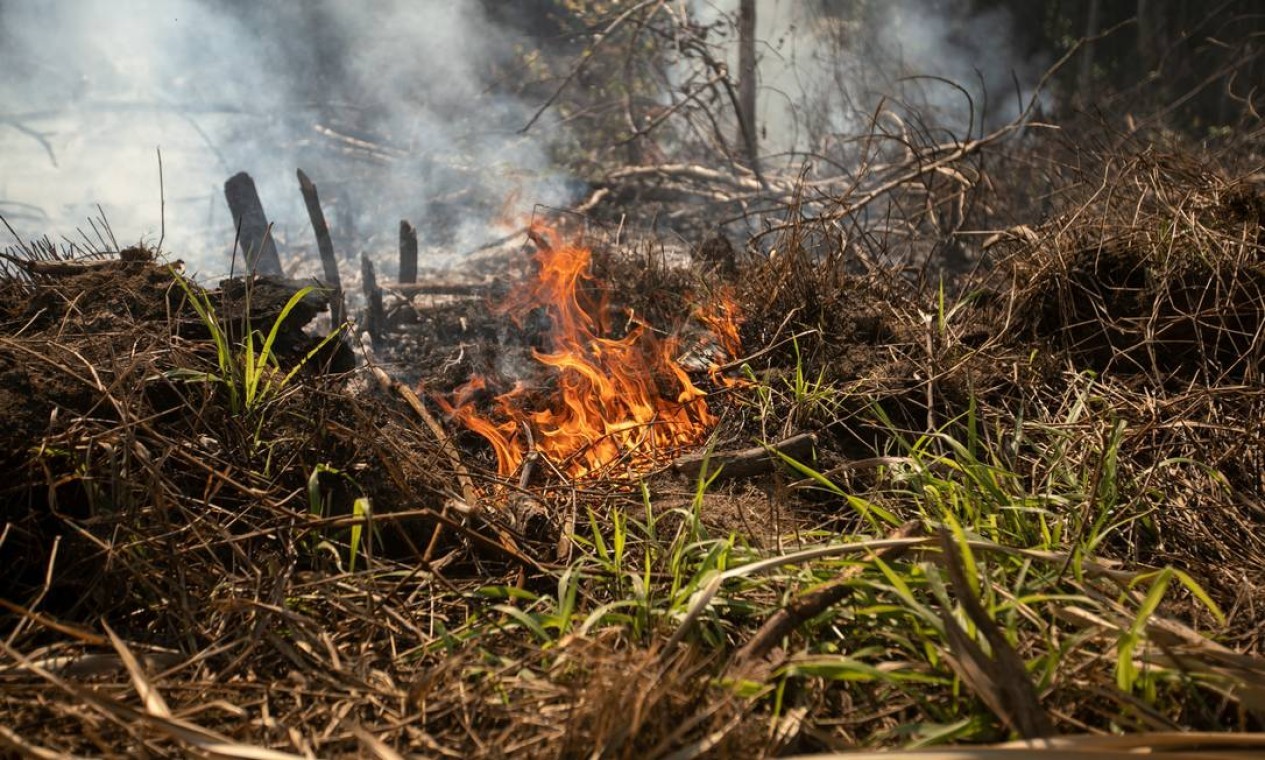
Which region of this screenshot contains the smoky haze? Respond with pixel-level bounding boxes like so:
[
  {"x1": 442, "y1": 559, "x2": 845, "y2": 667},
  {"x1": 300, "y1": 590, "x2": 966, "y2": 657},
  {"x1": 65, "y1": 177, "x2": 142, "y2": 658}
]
[
  {"x1": 1, "y1": 1, "x2": 1048, "y2": 276},
  {"x1": 694, "y1": 0, "x2": 1048, "y2": 159},
  {"x1": 0, "y1": 0, "x2": 572, "y2": 277}
]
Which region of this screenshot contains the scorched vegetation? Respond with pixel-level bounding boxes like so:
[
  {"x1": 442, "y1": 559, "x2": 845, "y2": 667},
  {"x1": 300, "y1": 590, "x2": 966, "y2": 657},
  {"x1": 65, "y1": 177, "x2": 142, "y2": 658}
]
[{"x1": 2, "y1": 2, "x2": 1265, "y2": 758}]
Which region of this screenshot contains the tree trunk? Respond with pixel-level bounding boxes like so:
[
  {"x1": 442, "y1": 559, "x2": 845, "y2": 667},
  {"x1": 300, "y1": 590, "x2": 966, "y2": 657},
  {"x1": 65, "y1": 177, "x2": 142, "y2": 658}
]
[
  {"x1": 1077, "y1": 0, "x2": 1102, "y2": 108},
  {"x1": 736, "y1": 0, "x2": 758, "y2": 169},
  {"x1": 1136, "y1": 0, "x2": 1155, "y2": 73},
  {"x1": 361, "y1": 253, "x2": 383, "y2": 344},
  {"x1": 398, "y1": 220, "x2": 418, "y2": 284}
]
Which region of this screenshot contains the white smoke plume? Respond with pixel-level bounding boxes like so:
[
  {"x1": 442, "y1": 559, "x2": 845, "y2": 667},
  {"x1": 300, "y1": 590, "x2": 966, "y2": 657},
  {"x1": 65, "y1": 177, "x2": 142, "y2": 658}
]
[
  {"x1": 0, "y1": 0, "x2": 573, "y2": 277},
  {"x1": 692, "y1": 0, "x2": 1049, "y2": 162}
]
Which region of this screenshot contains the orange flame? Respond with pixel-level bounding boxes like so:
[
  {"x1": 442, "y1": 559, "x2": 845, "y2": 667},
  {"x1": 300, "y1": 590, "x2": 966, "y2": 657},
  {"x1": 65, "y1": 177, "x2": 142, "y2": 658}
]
[
  {"x1": 441, "y1": 227, "x2": 741, "y2": 481},
  {"x1": 695, "y1": 287, "x2": 745, "y2": 387}
]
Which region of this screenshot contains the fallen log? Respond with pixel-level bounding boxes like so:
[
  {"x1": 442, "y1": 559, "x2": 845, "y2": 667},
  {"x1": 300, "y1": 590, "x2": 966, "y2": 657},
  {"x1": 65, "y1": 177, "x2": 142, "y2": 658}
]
[
  {"x1": 672, "y1": 432, "x2": 816, "y2": 482},
  {"x1": 377, "y1": 282, "x2": 486, "y2": 297}
]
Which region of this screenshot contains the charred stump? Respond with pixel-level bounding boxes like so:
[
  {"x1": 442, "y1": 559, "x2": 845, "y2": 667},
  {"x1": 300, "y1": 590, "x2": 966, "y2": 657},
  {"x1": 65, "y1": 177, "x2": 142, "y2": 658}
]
[
  {"x1": 296, "y1": 169, "x2": 345, "y2": 325},
  {"x1": 361, "y1": 253, "x2": 384, "y2": 343},
  {"x1": 224, "y1": 172, "x2": 284, "y2": 277},
  {"x1": 399, "y1": 220, "x2": 418, "y2": 284}
]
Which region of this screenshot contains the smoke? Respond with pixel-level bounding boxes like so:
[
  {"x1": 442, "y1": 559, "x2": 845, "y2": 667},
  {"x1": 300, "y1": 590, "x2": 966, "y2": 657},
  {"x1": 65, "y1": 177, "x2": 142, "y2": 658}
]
[
  {"x1": 0, "y1": 0, "x2": 573, "y2": 277},
  {"x1": 0, "y1": 1, "x2": 1050, "y2": 274},
  {"x1": 692, "y1": 0, "x2": 1050, "y2": 161}
]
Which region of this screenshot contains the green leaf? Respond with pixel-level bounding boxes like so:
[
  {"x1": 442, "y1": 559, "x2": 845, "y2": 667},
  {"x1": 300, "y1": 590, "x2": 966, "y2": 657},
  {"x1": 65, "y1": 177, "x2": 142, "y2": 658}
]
[
  {"x1": 493, "y1": 604, "x2": 551, "y2": 643},
  {"x1": 1118, "y1": 567, "x2": 1172, "y2": 692},
  {"x1": 1171, "y1": 568, "x2": 1226, "y2": 625},
  {"x1": 348, "y1": 497, "x2": 370, "y2": 573}
]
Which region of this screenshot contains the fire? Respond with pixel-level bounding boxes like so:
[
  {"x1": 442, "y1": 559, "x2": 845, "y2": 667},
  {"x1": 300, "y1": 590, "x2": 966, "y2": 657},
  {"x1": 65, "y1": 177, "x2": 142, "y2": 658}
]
[
  {"x1": 441, "y1": 227, "x2": 741, "y2": 481},
  {"x1": 695, "y1": 289, "x2": 744, "y2": 386}
]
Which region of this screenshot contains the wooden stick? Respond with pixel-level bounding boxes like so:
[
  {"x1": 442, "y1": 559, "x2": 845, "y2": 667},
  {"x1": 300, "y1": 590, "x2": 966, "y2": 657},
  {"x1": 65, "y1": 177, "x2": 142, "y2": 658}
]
[
  {"x1": 223, "y1": 172, "x2": 283, "y2": 277},
  {"x1": 728, "y1": 520, "x2": 921, "y2": 671},
  {"x1": 366, "y1": 366, "x2": 544, "y2": 571},
  {"x1": 672, "y1": 432, "x2": 816, "y2": 482},
  {"x1": 368, "y1": 366, "x2": 477, "y2": 511},
  {"x1": 398, "y1": 220, "x2": 418, "y2": 284},
  {"x1": 296, "y1": 169, "x2": 344, "y2": 325}
]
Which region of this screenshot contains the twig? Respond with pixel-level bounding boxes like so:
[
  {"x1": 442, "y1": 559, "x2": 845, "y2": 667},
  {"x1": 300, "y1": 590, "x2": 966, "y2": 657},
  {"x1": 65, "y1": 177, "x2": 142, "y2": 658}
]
[
  {"x1": 672, "y1": 432, "x2": 816, "y2": 482},
  {"x1": 728, "y1": 520, "x2": 921, "y2": 671},
  {"x1": 368, "y1": 366, "x2": 477, "y2": 512},
  {"x1": 369, "y1": 365, "x2": 499, "y2": 567},
  {"x1": 1, "y1": 118, "x2": 58, "y2": 167},
  {"x1": 520, "y1": 0, "x2": 664, "y2": 134},
  {"x1": 937, "y1": 528, "x2": 1055, "y2": 738},
  {"x1": 156, "y1": 147, "x2": 165, "y2": 251},
  {"x1": 711, "y1": 329, "x2": 818, "y2": 374},
  {"x1": 0, "y1": 214, "x2": 36, "y2": 260},
  {"x1": 572, "y1": 186, "x2": 610, "y2": 216}
]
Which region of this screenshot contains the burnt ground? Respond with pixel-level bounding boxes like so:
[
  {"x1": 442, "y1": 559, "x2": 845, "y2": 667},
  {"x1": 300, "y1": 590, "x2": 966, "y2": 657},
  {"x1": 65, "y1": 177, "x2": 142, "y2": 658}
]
[{"x1": 1, "y1": 136, "x2": 1265, "y2": 757}]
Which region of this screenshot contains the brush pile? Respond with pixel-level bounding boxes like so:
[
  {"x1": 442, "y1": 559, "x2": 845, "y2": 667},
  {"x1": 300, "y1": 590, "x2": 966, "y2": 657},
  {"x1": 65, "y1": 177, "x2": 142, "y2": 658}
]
[{"x1": 2, "y1": 123, "x2": 1265, "y2": 758}]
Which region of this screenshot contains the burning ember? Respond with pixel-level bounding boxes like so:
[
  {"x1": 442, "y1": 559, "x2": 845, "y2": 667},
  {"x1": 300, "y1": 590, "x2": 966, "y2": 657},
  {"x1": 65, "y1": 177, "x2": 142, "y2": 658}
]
[{"x1": 441, "y1": 227, "x2": 741, "y2": 481}]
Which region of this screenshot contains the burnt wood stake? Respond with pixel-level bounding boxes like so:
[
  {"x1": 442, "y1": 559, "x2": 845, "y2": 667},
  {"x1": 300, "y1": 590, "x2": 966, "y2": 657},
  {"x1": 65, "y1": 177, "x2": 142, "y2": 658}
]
[
  {"x1": 296, "y1": 169, "x2": 344, "y2": 325},
  {"x1": 223, "y1": 171, "x2": 283, "y2": 277},
  {"x1": 399, "y1": 220, "x2": 418, "y2": 284},
  {"x1": 361, "y1": 253, "x2": 384, "y2": 343}
]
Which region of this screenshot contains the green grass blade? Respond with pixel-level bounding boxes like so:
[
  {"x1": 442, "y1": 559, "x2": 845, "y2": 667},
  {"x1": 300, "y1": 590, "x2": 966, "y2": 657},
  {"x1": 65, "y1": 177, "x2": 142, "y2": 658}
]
[{"x1": 348, "y1": 497, "x2": 369, "y2": 573}]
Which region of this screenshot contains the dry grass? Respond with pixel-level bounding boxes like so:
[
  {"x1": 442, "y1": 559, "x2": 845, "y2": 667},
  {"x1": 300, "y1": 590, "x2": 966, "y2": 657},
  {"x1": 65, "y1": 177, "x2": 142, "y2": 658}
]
[{"x1": 2, "y1": 122, "x2": 1265, "y2": 757}]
